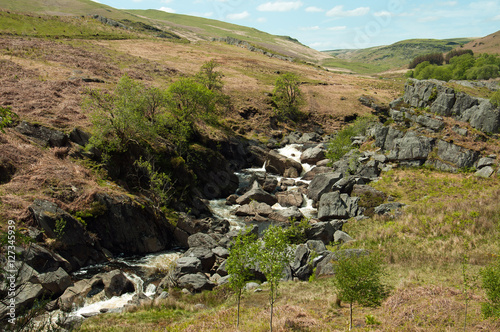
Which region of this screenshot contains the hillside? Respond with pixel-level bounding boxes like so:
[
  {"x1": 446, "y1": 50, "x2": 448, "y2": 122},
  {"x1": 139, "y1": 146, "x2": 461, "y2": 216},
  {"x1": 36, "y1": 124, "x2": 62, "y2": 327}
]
[
  {"x1": 0, "y1": 0, "x2": 329, "y2": 63},
  {"x1": 462, "y1": 29, "x2": 500, "y2": 54},
  {"x1": 0, "y1": 6, "x2": 500, "y2": 332},
  {"x1": 322, "y1": 38, "x2": 473, "y2": 74}
]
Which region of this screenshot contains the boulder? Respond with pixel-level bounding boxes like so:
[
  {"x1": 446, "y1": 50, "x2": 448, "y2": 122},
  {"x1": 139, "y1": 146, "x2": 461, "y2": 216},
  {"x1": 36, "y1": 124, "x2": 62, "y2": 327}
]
[
  {"x1": 300, "y1": 145, "x2": 326, "y2": 164},
  {"x1": 430, "y1": 92, "x2": 456, "y2": 117},
  {"x1": 305, "y1": 222, "x2": 337, "y2": 244},
  {"x1": 182, "y1": 248, "x2": 216, "y2": 272},
  {"x1": 235, "y1": 181, "x2": 278, "y2": 206},
  {"x1": 15, "y1": 121, "x2": 69, "y2": 147},
  {"x1": 425, "y1": 140, "x2": 479, "y2": 172},
  {"x1": 31, "y1": 267, "x2": 72, "y2": 297},
  {"x1": 0, "y1": 282, "x2": 47, "y2": 320},
  {"x1": 416, "y1": 115, "x2": 445, "y2": 131},
  {"x1": 172, "y1": 257, "x2": 203, "y2": 279},
  {"x1": 29, "y1": 200, "x2": 106, "y2": 271},
  {"x1": 298, "y1": 132, "x2": 321, "y2": 143},
  {"x1": 268, "y1": 207, "x2": 304, "y2": 223},
  {"x1": 187, "y1": 233, "x2": 218, "y2": 249},
  {"x1": 387, "y1": 131, "x2": 434, "y2": 163},
  {"x1": 262, "y1": 177, "x2": 278, "y2": 193},
  {"x1": 461, "y1": 99, "x2": 500, "y2": 133},
  {"x1": 177, "y1": 273, "x2": 215, "y2": 292},
  {"x1": 101, "y1": 270, "x2": 135, "y2": 298},
  {"x1": 235, "y1": 201, "x2": 273, "y2": 217},
  {"x1": 17, "y1": 244, "x2": 72, "y2": 273},
  {"x1": 451, "y1": 92, "x2": 478, "y2": 117},
  {"x1": 301, "y1": 166, "x2": 333, "y2": 181},
  {"x1": 477, "y1": 157, "x2": 495, "y2": 169},
  {"x1": 307, "y1": 172, "x2": 343, "y2": 202},
  {"x1": 334, "y1": 230, "x2": 354, "y2": 244},
  {"x1": 315, "y1": 249, "x2": 369, "y2": 277},
  {"x1": 317, "y1": 192, "x2": 360, "y2": 220},
  {"x1": 291, "y1": 244, "x2": 310, "y2": 272},
  {"x1": 265, "y1": 150, "x2": 303, "y2": 176},
  {"x1": 276, "y1": 190, "x2": 304, "y2": 207},
  {"x1": 212, "y1": 246, "x2": 230, "y2": 259},
  {"x1": 475, "y1": 166, "x2": 495, "y2": 178},
  {"x1": 305, "y1": 240, "x2": 327, "y2": 254},
  {"x1": 374, "y1": 202, "x2": 405, "y2": 215},
  {"x1": 356, "y1": 160, "x2": 381, "y2": 179}
]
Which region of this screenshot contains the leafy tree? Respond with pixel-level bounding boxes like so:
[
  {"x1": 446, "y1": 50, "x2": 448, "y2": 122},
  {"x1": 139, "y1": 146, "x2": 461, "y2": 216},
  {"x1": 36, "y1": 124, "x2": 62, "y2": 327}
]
[
  {"x1": 272, "y1": 72, "x2": 303, "y2": 121},
  {"x1": 445, "y1": 49, "x2": 474, "y2": 64},
  {"x1": 409, "y1": 52, "x2": 444, "y2": 69},
  {"x1": 480, "y1": 255, "x2": 500, "y2": 319},
  {"x1": 331, "y1": 251, "x2": 390, "y2": 331},
  {"x1": 133, "y1": 157, "x2": 174, "y2": 210},
  {"x1": 450, "y1": 53, "x2": 476, "y2": 80},
  {"x1": 195, "y1": 59, "x2": 224, "y2": 92},
  {"x1": 225, "y1": 229, "x2": 259, "y2": 329},
  {"x1": 167, "y1": 77, "x2": 217, "y2": 121},
  {"x1": 256, "y1": 225, "x2": 294, "y2": 332}
]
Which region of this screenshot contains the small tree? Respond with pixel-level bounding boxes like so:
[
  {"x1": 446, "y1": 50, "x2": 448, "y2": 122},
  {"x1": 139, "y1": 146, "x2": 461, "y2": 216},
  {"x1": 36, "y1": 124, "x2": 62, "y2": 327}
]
[
  {"x1": 481, "y1": 255, "x2": 500, "y2": 319},
  {"x1": 195, "y1": 59, "x2": 224, "y2": 92},
  {"x1": 272, "y1": 72, "x2": 303, "y2": 121},
  {"x1": 225, "y1": 229, "x2": 258, "y2": 329},
  {"x1": 331, "y1": 251, "x2": 390, "y2": 331},
  {"x1": 256, "y1": 225, "x2": 294, "y2": 332},
  {"x1": 0, "y1": 106, "x2": 17, "y2": 133}
]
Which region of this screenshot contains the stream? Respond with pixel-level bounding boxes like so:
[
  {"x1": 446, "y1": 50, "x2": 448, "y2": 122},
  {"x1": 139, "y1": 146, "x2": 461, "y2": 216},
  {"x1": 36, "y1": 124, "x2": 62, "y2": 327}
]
[{"x1": 66, "y1": 143, "x2": 320, "y2": 318}]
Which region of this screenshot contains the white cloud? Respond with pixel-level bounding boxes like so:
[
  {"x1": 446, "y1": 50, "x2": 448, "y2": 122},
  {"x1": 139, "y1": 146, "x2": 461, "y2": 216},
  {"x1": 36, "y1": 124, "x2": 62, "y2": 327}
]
[
  {"x1": 257, "y1": 1, "x2": 303, "y2": 12},
  {"x1": 160, "y1": 0, "x2": 173, "y2": 3},
  {"x1": 326, "y1": 5, "x2": 370, "y2": 17},
  {"x1": 257, "y1": 17, "x2": 267, "y2": 23},
  {"x1": 305, "y1": 6, "x2": 324, "y2": 13},
  {"x1": 227, "y1": 11, "x2": 250, "y2": 20},
  {"x1": 159, "y1": 7, "x2": 176, "y2": 13},
  {"x1": 374, "y1": 11, "x2": 391, "y2": 17},
  {"x1": 300, "y1": 26, "x2": 320, "y2": 31},
  {"x1": 327, "y1": 26, "x2": 347, "y2": 31}
]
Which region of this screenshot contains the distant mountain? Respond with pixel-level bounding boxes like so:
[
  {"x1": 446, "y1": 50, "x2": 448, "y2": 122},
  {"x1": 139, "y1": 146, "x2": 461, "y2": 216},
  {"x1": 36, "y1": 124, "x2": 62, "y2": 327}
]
[
  {"x1": 321, "y1": 38, "x2": 473, "y2": 74},
  {"x1": 462, "y1": 30, "x2": 500, "y2": 55},
  {"x1": 0, "y1": 0, "x2": 329, "y2": 62}
]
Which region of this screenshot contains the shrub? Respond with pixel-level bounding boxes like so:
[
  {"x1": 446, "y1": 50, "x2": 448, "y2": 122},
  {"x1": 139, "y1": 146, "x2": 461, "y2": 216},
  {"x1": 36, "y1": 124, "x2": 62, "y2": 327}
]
[
  {"x1": 272, "y1": 72, "x2": 304, "y2": 121},
  {"x1": 326, "y1": 115, "x2": 377, "y2": 163},
  {"x1": 491, "y1": 90, "x2": 500, "y2": 108},
  {"x1": 0, "y1": 106, "x2": 18, "y2": 133},
  {"x1": 195, "y1": 59, "x2": 224, "y2": 92},
  {"x1": 445, "y1": 49, "x2": 474, "y2": 64},
  {"x1": 480, "y1": 255, "x2": 500, "y2": 319}
]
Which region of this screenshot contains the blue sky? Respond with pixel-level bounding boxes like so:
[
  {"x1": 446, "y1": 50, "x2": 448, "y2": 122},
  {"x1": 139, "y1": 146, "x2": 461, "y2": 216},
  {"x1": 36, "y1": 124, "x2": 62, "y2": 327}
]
[{"x1": 92, "y1": 0, "x2": 500, "y2": 50}]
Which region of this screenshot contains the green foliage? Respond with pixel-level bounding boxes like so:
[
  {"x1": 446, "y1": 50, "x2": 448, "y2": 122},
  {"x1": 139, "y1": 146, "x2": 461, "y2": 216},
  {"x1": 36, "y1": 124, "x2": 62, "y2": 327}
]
[
  {"x1": 225, "y1": 229, "x2": 259, "y2": 328},
  {"x1": 0, "y1": 106, "x2": 18, "y2": 133},
  {"x1": 284, "y1": 218, "x2": 311, "y2": 244},
  {"x1": 54, "y1": 218, "x2": 66, "y2": 240},
  {"x1": 365, "y1": 314, "x2": 381, "y2": 326},
  {"x1": 167, "y1": 77, "x2": 217, "y2": 122},
  {"x1": 195, "y1": 59, "x2": 224, "y2": 92},
  {"x1": 85, "y1": 75, "x2": 169, "y2": 157},
  {"x1": 409, "y1": 52, "x2": 444, "y2": 69},
  {"x1": 331, "y1": 251, "x2": 390, "y2": 330},
  {"x1": 326, "y1": 115, "x2": 377, "y2": 163},
  {"x1": 256, "y1": 225, "x2": 294, "y2": 331},
  {"x1": 480, "y1": 255, "x2": 500, "y2": 319},
  {"x1": 491, "y1": 90, "x2": 500, "y2": 108},
  {"x1": 445, "y1": 49, "x2": 474, "y2": 64},
  {"x1": 272, "y1": 72, "x2": 304, "y2": 121},
  {"x1": 133, "y1": 157, "x2": 174, "y2": 210}
]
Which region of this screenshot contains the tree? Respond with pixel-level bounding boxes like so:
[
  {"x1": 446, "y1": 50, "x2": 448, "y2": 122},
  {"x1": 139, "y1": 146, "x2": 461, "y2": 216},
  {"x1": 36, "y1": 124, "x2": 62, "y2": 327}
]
[
  {"x1": 480, "y1": 255, "x2": 500, "y2": 319},
  {"x1": 331, "y1": 251, "x2": 390, "y2": 331},
  {"x1": 256, "y1": 225, "x2": 294, "y2": 332},
  {"x1": 166, "y1": 77, "x2": 217, "y2": 121},
  {"x1": 272, "y1": 72, "x2": 303, "y2": 121},
  {"x1": 195, "y1": 59, "x2": 224, "y2": 92},
  {"x1": 225, "y1": 229, "x2": 258, "y2": 329}
]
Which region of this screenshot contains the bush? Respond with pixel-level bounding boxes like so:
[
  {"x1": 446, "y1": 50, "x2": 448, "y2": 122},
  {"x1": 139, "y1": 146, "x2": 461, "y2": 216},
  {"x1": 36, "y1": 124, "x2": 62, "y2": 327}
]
[
  {"x1": 491, "y1": 90, "x2": 500, "y2": 108},
  {"x1": 272, "y1": 72, "x2": 304, "y2": 121},
  {"x1": 445, "y1": 49, "x2": 474, "y2": 64},
  {"x1": 0, "y1": 106, "x2": 18, "y2": 133},
  {"x1": 480, "y1": 256, "x2": 500, "y2": 318},
  {"x1": 326, "y1": 115, "x2": 377, "y2": 162}
]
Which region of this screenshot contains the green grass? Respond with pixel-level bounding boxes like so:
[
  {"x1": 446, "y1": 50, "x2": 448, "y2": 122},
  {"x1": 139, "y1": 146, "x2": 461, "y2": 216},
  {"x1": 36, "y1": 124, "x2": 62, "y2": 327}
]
[{"x1": 0, "y1": 10, "x2": 135, "y2": 39}]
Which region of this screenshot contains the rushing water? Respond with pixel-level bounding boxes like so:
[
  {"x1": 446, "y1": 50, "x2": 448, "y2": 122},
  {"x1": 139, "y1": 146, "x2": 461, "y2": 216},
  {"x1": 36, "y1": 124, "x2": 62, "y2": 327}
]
[{"x1": 68, "y1": 144, "x2": 318, "y2": 317}]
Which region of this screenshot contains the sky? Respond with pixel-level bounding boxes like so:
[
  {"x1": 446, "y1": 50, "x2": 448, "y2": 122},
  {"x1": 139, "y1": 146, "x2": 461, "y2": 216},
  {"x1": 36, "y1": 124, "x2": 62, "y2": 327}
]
[{"x1": 91, "y1": 0, "x2": 500, "y2": 50}]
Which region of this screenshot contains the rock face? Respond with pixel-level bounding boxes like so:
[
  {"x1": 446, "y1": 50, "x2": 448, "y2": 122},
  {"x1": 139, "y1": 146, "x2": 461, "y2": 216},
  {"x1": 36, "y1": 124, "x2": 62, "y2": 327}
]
[
  {"x1": 387, "y1": 131, "x2": 434, "y2": 165},
  {"x1": 15, "y1": 121, "x2": 69, "y2": 147},
  {"x1": 307, "y1": 172, "x2": 343, "y2": 202},
  {"x1": 317, "y1": 192, "x2": 360, "y2": 220},
  {"x1": 403, "y1": 79, "x2": 500, "y2": 133}
]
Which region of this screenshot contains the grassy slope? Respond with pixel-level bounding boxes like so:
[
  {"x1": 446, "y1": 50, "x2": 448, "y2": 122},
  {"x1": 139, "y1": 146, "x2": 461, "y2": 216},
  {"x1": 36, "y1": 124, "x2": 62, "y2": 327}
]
[
  {"x1": 322, "y1": 38, "x2": 473, "y2": 74},
  {"x1": 462, "y1": 30, "x2": 500, "y2": 54}
]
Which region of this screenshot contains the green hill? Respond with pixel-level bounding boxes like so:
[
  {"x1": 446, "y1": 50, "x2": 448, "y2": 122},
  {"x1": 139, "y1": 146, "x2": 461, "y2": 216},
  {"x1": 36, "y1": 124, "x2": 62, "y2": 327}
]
[{"x1": 322, "y1": 38, "x2": 474, "y2": 74}]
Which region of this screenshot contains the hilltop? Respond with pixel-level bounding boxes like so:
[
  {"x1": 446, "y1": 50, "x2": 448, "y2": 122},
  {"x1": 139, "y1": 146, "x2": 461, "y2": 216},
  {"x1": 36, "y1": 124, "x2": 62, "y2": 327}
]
[{"x1": 462, "y1": 29, "x2": 500, "y2": 55}]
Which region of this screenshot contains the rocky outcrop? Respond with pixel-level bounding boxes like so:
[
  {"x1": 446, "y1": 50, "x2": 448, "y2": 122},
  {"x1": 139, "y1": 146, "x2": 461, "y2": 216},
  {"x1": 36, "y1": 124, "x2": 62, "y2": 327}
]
[
  {"x1": 15, "y1": 121, "x2": 69, "y2": 147},
  {"x1": 307, "y1": 172, "x2": 343, "y2": 202},
  {"x1": 317, "y1": 192, "x2": 361, "y2": 220},
  {"x1": 404, "y1": 79, "x2": 500, "y2": 133}
]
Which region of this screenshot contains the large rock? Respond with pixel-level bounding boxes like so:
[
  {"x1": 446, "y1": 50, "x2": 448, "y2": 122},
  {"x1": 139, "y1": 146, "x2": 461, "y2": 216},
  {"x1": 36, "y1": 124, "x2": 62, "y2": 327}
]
[
  {"x1": 101, "y1": 270, "x2": 135, "y2": 298},
  {"x1": 187, "y1": 233, "x2": 218, "y2": 249},
  {"x1": 268, "y1": 207, "x2": 304, "y2": 223},
  {"x1": 182, "y1": 248, "x2": 216, "y2": 272},
  {"x1": 85, "y1": 192, "x2": 176, "y2": 255},
  {"x1": 461, "y1": 99, "x2": 500, "y2": 133},
  {"x1": 430, "y1": 92, "x2": 456, "y2": 116},
  {"x1": 31, "y1": 267, "x2": 72, "y2": 297},
  {"x1": 29, "y1": 200, "x2": 106, "y2": 271},
  {"x1": 235, "y1": 201, "x2": 273, "y2": 217},
  {"x1": 300, "y1": 145, "x2": 326, "y2": 164},
  {"x1": 314, "y1": 249, "x2": 369, "y2": 277},
  {"x1": 301, "y1": 166, "x2": 333, "y2": 181},
  {"x1": 416, "y1": 115, "x2": 444, "y2": 131},
  {"x1": 451, "y1": 92, "x2": 478, "y2": 117},
  {"x1": 17, "y1": 244, "x2": 72, "y2": 273},
  {"x1": 425, "y1": 140, "x2": 479, "y2": 172},
  {"x1": 317, "y1": 192, "x2": 360, "y2": 220},
  {"x1": 15, "y1": 121, "x2": 69, "y2": 147},
  {"x1": 387, "y1": 131, "x2": 434, "y2": 164},
  {"x1": 276, "y1": 190, "x2": 304, "y2": 207},
  {"x1": 0, "y1": 282, "x2": 47, "y2": 320},
  {"x1": 177, "y1": 273, "x2": 215, "y2": 292},
  {"x1": 265, "y1": 150, "x2": 303, "y2": 176},
  {"x1": 235, "y1": 181, "x2": 278, "y2": 206},
  {"x1": 305, "y1": 221, "x2": 343, "y2": 244},
  {"x1": 307, "y1": 172, "x2": 343, "y2": 202}
]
